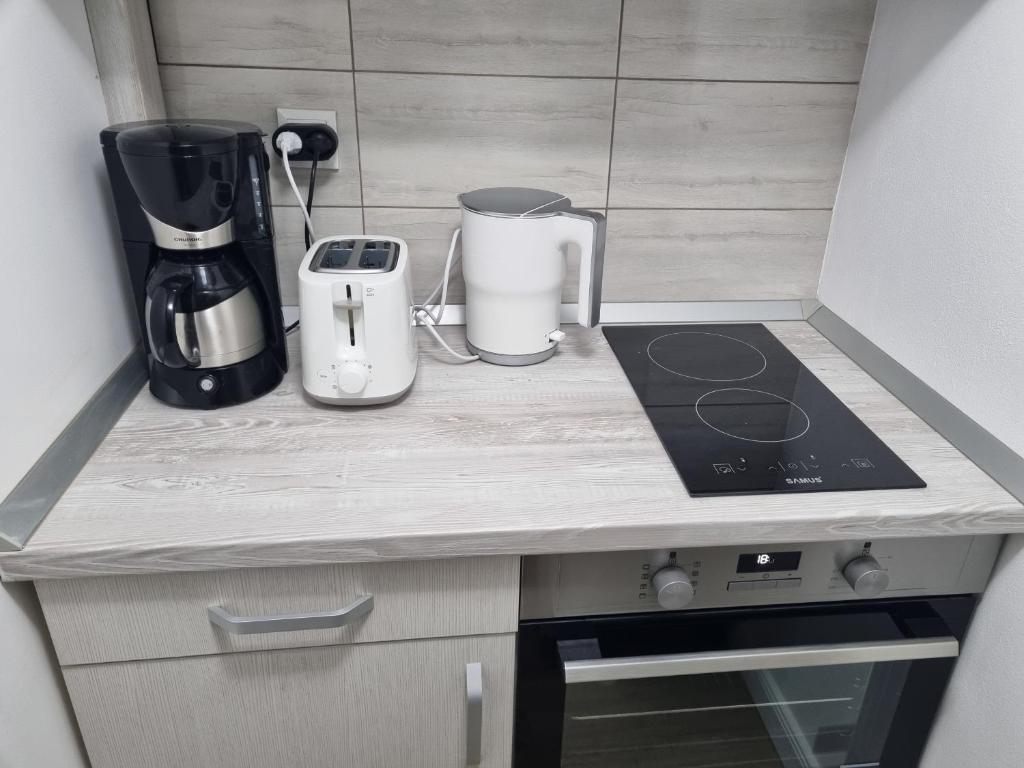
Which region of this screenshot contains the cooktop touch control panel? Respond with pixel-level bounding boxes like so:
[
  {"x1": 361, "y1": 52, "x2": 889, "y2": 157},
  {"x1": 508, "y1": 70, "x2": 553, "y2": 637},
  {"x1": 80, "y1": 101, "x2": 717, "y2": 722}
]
[{"x1": 519, "y1": 536, "x2": 1001, "y2": 620}]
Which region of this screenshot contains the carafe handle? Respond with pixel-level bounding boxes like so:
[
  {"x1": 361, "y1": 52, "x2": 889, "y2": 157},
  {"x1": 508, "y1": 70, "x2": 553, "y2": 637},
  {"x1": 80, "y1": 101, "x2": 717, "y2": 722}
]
[
  {"x1": 558, "y1": 209, "x2": 606, "y2": 328},
  {"x1": 149, "y1": 277, "x2": 192, "y2": 368}
]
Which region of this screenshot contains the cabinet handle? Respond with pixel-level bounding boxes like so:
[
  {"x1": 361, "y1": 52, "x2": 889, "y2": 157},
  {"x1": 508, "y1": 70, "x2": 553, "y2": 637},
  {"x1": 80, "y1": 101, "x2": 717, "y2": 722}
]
[
  {"x1": 207, "y1": 595, "x2": 374, "y2": 635},
  {"x1": 465, "y1": 662, "x2": 483, "y2": 766}
]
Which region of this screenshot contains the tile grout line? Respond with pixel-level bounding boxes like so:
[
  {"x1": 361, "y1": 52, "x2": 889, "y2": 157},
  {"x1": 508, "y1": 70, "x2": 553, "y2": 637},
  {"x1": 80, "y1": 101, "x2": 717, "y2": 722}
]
[
  {"x1": 144, "y1": 1, "x2": 162, "y2": 89},
  {"x1": 345, "y1": 2, "x2": 367, "y2": 232},
  {"x1": 604, "y1": 0, "x2": 626, "y2": 211},
  {"x1": 155, "y1": 61, "x2": 858, "y2": 87},
  {"x1": 273, "y1": 205, "x2": 836, "y2": 213}
]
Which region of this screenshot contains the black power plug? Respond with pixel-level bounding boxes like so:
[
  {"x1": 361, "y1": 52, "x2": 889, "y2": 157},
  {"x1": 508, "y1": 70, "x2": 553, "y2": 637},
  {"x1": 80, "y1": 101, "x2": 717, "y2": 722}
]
[{"x1": 271, "y1": 122, "x2": 339, "y2": 162}]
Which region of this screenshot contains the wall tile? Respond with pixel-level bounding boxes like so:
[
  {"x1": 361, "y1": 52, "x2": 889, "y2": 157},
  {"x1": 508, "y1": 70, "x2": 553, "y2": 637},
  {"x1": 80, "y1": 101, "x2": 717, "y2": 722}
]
[
  {"x1": 363, "y1": 208, "x2": 465, "y2": 303},
  {"x1": 349, "y1": 0, "x2": 620, "y2": 77},
  {"x1": 273, "y1": 206, "x2": 363, "y2": 304},
  {"x1": 363, "y1": 207, "x2": 584, "y2": 304},
  {"x1": 604, "y1": 209, "x2": 830, "y2": 301},
  {"x1": 150, "y1": 2, "x2": 874, "y2": 306},
  {"x1": 356, "y1": 73, "x2": 615, "y2": 208},
  {"x1": 609, "y1": 80, "x2": 858, "y2": 209},
  {"x1": 150, "y1": 0, "x2": 353, "y2": 70},
  {"x1": 161, "y1": 65, "x2": 362, "y2": 207},
  {"x1": 620, "y1": 0, "x2": 876, "y2": 82}
]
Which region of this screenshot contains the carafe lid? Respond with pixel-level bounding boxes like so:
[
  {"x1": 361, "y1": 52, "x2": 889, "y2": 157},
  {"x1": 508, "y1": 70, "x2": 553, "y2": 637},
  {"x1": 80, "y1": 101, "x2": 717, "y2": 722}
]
[{"x1": 458, "y1": 187, "x2": 572, "y2": 218}]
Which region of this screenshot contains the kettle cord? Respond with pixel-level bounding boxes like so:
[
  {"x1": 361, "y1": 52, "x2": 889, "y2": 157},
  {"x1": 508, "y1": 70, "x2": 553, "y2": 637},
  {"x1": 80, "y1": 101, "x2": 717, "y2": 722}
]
[{"x1": 412, "y1": 229, "x2": 479, "y2": 363}]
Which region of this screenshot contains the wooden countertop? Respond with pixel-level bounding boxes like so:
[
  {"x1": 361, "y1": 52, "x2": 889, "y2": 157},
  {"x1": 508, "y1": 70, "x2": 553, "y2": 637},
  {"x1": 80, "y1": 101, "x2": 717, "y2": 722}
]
[{"x1": 2, "y1": 322, "x2": 1021, "y2": 581}]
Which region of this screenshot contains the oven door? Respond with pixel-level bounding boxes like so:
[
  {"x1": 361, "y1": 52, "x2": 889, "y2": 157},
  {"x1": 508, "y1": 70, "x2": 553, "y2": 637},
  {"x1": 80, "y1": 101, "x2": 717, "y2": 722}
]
[{"x1": 515, "y1": 596, "x2": 975, "y2": 768}]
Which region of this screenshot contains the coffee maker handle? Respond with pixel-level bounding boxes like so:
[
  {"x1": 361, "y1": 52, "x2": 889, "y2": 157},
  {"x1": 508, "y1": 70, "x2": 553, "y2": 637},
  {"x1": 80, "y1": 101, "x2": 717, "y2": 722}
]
[
  {"x1": 559, "y1": 209, "x2": 606, "y2": 328},
  {"x1": 149, "y1": 277, "x2": 192, "y2": 369}
]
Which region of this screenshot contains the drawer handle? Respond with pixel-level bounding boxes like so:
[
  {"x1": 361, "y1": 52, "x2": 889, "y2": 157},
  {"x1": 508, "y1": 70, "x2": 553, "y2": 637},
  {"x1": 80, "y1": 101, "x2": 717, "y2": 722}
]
[
  {"x1": 465, "y1": 662, "x2": 483, "y2": 766},
  {"x1": 207, "y1": 595, "x2": 374, "y2": 635}
]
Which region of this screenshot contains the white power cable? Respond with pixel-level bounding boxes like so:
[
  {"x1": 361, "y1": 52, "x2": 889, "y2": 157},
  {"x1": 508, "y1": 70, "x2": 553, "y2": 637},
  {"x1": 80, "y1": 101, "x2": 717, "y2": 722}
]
[
  {"x1": 413, "y1": 228, "x2": 478, "y2": 363},
  {"x1": 276, "y1": 131, "x2": 316, "y2": 242}
]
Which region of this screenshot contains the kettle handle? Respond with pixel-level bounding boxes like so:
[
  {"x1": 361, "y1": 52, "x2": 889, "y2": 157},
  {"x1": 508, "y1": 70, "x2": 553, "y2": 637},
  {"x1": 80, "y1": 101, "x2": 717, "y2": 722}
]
[
  {"x1": 559, "y1": 209, "x2": 606, "y2": 328},
  {"x1": 149, "y1": 277, "x2": 192, "y2": 369}
]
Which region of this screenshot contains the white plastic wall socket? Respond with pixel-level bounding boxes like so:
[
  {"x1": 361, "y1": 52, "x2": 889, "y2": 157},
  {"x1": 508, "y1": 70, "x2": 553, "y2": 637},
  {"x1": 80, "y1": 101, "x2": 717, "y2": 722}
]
[{"x1": 276, "y1": 108, "x2": 340, "y2": 171}]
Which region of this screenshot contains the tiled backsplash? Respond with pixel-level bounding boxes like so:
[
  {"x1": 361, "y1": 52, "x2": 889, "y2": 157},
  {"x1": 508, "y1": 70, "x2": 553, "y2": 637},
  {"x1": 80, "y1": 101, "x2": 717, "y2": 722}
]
[{"x1": 151, "y1": 0, "x2": 876, "y2": 306}]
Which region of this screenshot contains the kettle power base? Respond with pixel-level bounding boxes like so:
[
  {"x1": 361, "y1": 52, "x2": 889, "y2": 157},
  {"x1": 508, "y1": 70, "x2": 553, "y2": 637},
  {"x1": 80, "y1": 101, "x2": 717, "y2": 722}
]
[{"x1": 466, "y1": 341, "x2": 556, "y2": 367}]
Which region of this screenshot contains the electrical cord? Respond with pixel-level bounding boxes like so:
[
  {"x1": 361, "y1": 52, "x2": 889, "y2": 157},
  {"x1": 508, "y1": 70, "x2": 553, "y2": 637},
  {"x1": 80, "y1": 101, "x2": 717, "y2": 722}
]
[
  {"x1": 277, "y1": 132, "x2": 317, "y2": 244},
  {"x1": 412, "y1": 229, "x2": 479, "y2": 362},
  {"x1": 275, "y1": 130, "x2": 315, "y2": 335},
  {"x1": 304, "y1": 149, "x2": 320, "y2": 251}
]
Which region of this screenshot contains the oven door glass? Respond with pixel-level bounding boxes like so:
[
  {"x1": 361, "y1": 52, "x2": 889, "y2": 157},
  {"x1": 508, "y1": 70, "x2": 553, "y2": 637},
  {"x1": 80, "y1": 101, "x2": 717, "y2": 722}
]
[
  {"x1": 516, "y1": 598, "x2": 973, "y2": 768},
  {"x1": 561, "y1": 648, "x2": 929, "y2": 767}
]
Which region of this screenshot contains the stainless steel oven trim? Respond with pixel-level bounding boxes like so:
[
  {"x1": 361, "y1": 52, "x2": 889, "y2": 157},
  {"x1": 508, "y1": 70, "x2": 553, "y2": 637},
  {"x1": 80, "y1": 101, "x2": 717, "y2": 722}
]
[{"x1": 562, "y1": 636, "x2": 959, "y2": 684}]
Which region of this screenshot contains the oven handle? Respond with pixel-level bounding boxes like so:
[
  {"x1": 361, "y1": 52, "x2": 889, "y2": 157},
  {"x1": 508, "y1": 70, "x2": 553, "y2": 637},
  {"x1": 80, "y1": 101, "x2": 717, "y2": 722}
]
[{"x1": 562, "y1": 636, "x2": 959, "y2": 684}]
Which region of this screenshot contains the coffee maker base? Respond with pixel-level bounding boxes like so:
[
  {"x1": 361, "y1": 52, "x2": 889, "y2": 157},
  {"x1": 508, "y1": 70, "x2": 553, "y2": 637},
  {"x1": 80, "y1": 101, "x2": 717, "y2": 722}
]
[
  {"x1": 148, "y1": 349, "x2": 285, "y2": 409},
  {"x1": 466, "y1": 341, "x2": 556, "y2": 367}
]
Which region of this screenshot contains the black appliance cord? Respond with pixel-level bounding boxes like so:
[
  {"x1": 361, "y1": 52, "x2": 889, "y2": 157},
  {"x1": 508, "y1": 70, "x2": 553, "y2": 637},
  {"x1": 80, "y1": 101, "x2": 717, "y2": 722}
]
[
  {"x1": 303, "y1": 151, "x2": 320, "y2": 251},
  {"x1": 287, "y1": 150, "x2": 321, "y2": 335}
]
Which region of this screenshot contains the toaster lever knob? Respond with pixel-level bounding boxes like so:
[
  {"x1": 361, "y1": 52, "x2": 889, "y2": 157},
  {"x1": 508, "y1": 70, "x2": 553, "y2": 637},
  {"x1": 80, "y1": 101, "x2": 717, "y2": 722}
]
[{"x1": 337, "y1": 364, "x2": 368, "y2": 394}]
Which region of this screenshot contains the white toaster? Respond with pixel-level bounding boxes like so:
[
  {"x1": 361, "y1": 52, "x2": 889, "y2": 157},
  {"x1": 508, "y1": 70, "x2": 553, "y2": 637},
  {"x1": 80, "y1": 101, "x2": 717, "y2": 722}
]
[{"x1": 298, "y1": 236, "x2": 417, "y2": 405}]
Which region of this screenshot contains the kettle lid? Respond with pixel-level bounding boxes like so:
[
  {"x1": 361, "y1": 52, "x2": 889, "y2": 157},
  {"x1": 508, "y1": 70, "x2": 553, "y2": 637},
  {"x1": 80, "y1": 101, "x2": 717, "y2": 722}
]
[{"x1": 458, "y1": 187, "x2": 571, "y2": 218}]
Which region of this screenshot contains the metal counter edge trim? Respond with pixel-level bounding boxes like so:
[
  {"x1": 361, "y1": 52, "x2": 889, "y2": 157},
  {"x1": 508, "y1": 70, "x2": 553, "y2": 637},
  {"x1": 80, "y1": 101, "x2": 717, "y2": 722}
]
[{"x1": 0, "y1": 344, "x2": 147, "y2": 553}]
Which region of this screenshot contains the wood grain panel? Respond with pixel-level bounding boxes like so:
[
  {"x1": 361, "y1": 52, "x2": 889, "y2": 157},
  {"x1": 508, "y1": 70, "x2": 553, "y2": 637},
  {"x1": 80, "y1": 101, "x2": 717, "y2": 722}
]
[
  {"x1": 350, "y1": 0, "x2": 620, "y2": 76},
  {"x1": 356, "y1": 73, "x2": 615, "y2": 207},
  {"x1": 38, "y1": 556, "x2": 518, "y2": 665},
  {"x1": 65, "y1": 634, "x2": 516, "y2": 768},
  {"x1": 85, "y1": 0, "x2": 166, "y2": 122},
  {"x1": 609, "y1": 80, "x2": 858, "y2": 208},
  {"x1": 150, "y1": 0, "x2": 352, "y2": 69},
  {"x1": 161, "y1": 65, "x2": 361, "y2": 207},
  {"x1": 604, "y1": 209, "x2": 830, "y2": 301},
  {"x1": 273, "y1": 206, "x2": 363, "y2": 304},
  {"x1": 620, "y1": 0, "x2": 876, "y2": 81},
  {"x1": 3, "y1": 324, "x2": 1022, "y2": 582}
]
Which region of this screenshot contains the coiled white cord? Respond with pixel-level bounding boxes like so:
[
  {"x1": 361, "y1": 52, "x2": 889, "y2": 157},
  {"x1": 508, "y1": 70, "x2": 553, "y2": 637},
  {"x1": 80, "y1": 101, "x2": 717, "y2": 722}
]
[
  {"x1": 276, "y1": 131, "x2": 317, "y2": 242},
  {"x1": 412, "y1": 229, "x2": 479, "y2": 363}
]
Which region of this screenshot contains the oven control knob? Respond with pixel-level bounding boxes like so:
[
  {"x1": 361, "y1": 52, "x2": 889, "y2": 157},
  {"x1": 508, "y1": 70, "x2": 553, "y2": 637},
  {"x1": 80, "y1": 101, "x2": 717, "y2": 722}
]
[
  {"x1": 652, "y1": 566, "x2": 695, "y2": 610},
  {"x1": 337, "y1": 364, "x2": 368, "y2": 394},
  {"x1": 843, "y1": 555, "x2": 889, "y2": 598}
]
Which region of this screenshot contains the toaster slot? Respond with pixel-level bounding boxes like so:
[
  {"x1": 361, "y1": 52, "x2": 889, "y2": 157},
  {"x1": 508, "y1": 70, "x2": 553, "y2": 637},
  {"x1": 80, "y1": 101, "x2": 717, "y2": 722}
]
[
  {"x1": 314, "y1": 240, "x2": 356, "y2": 271},
  {"x1": 358, "y1": 243, "x2": 391, "y2": 270}
]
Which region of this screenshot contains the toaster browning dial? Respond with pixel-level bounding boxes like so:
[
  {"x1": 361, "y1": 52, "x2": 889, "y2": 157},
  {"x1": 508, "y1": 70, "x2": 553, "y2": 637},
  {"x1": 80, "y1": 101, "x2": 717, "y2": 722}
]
[{"x1": 337, "y1": 362, "x2": 369, "y2": 394}]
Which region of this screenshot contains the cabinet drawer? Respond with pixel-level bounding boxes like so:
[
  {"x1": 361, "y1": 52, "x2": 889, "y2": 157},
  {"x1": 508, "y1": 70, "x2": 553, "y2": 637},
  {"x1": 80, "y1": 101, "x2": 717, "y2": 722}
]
[
  {"x1": 65, "y1": 633, "x2": 515, "y2": 768},
  {"x1": 38, "y1": 556, "x2": 519, "y2": 665}
]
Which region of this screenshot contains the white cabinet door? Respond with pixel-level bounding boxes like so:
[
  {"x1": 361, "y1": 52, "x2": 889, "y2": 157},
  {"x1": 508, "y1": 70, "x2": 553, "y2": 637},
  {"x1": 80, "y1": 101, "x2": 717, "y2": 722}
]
[{"x1": 64, "y1": 634, "x2": 515, "y2": 768}]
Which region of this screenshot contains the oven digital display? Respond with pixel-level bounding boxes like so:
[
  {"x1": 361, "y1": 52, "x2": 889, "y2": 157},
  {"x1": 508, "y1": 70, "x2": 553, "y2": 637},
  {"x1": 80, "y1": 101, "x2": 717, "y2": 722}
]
[{"x1": 737, "y1": 551, "x2": 802, "y2": 573}]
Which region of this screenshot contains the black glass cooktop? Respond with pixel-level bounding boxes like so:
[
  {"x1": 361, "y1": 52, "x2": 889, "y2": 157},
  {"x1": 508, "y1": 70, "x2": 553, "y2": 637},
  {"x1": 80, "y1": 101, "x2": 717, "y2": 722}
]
[{"x1": 604, "y1": 323, "x2": 926, "y2": 497}]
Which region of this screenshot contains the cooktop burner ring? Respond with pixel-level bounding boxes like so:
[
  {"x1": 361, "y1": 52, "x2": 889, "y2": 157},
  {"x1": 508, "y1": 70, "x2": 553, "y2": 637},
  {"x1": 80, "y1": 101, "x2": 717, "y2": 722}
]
[
  {"x1": 695, "y1": 387, "x2": 812, "y2": 444},
  {"x1": 646, "y1": 332, "x2": 768, "y2": 383}
]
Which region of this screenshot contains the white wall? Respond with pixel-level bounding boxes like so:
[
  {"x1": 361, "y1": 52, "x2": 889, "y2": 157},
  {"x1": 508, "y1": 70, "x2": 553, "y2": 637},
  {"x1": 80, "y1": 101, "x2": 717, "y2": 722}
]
[
  {"x1": 0, "y1": 0, "x2": 137, "y2": 766},
  {"x1": 0, "y1": 0, "x2": 137, "y2": 503},
  {"x1": 818, "y1": 2, "x2": 1024, "y2": 765},
  {"x1": 819, "y1": 0, "x2": 1024, "y2": 457}
]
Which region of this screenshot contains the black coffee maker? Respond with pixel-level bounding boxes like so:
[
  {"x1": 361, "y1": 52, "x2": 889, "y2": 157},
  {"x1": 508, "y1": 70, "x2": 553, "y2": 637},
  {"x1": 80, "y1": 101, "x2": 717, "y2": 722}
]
[{"x1": 101, "y1": 120, "x2": 287, "y2": 408}]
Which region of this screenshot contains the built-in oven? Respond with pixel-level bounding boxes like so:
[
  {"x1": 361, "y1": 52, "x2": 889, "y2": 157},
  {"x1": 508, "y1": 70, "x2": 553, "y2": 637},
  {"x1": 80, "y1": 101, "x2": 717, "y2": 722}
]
[{"x1": 515, "y1": 536, "x2": 1002, "y2": 768}]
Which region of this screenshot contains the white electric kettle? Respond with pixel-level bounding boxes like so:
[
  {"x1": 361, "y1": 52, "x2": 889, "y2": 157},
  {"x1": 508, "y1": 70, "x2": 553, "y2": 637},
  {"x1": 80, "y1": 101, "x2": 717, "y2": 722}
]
[{"x1": 457, "y1": 187, "x2": 605, "y2": 365}]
